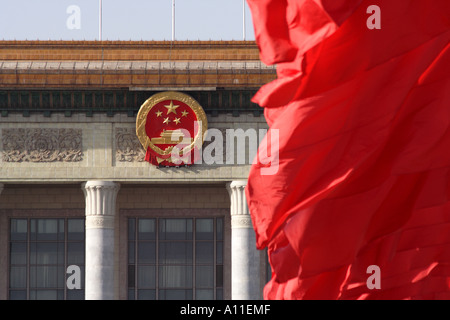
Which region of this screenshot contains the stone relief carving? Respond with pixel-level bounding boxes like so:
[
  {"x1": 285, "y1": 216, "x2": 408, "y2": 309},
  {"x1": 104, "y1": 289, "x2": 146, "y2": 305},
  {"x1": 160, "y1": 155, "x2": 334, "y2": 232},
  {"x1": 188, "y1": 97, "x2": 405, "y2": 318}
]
[
  {"x1": 115, "y1": 127, "x2": 228, "y2": 163},
  {"x1": 231, "y1": 216, "x2": 254, "y2": 228},
  {"x1": 1, "y1": 128, "x2": 83, "y2": 162},
  {"x1": 85, "y1": 216, "x2": 115, "y2": 229},
  {"x1": 115, "y1": 127, "x2": 145, "y2": 162}
]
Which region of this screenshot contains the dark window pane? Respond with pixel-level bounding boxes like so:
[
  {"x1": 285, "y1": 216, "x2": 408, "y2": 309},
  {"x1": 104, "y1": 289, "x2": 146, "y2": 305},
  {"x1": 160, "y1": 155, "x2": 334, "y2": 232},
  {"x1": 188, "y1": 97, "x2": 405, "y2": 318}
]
[
  {"x1": 58, "y1": 242, "x2": 65, "y2": 265},
  {"x1": 68, "y1": 219, "x2": 84, "y2": 240},
  {"x1": 138, "y1": 289, "x2": 156, "y2": 300},
  {"x1": 30, "y1": 266, "x2": 58, "y2": 288},
  {"x1": 128, "y1": 265, "x2": 135, "y2": 288},
  {"x1": 159, "y1": 219, "x2": 192, "y2": 240},
  {"x1": 128, "y1": 241, "x2": 135, "y2": 264},
  {"x1": 216, "y1": 242, "x2": 223, "y2": 264},
  {"x1": 67, "y1": 242, "x2": 84, "y2": 265},
  {"x1": 196, "y1": 266, "x2": 214, "y2": 288},
  {"x1": 35, "y1": 219, "x2": 58, "y2": 241},
  {"x1": 128, "y1": 218, "x2": 135, "y2": 241},
  {"x1": 10, "y1": 219, "x2": 27, "y2": 241},
  {"x1": 216, "y1": 288, "x2": 223, "y2": 300},
  {"x1": 159, "y1": 242, "x2": 192, "y2": 264},
  {"x1": 30, "y1": 290, "x2": 59, "y2": 300},
  {"x1": 35, "y1": 242, "x2": 58, "y2": 264},
  {"x1": 9, "y1": 290, "x2": 26, "y2": 300},
  {"x1": 159, "y1": 289, "x2": 192, "y2": 300},
  {"x1": 216, "y1": 265, "x2": 223, "y2": 287},
  {"x1": 216, "y1": 218, "x2": 223, "y2": 241},
  {"x1": 159, "y1": 266, "x2": 192, "y2": 288},
  {"x1": 58, "y1": 219, "x2": 64, "y2": 241},
  {"x1": 137, "y1": 242, "x2": 156, "y2": 264},
  {"x1": 30, "y1": 219, "x2": 36, "y2": 241},
  {"x1": 196, "y1": 219, "x2": 213, "y2": 240},
  {"x1": 138, "y1": 266, "x2": 156, "y2": 288},
  {"x1": 78, "y1": 266, "x2": 85, "y2": 289},
  {"x1": 67, "y1": 289, "x2": 84, "y2": 300},
  {"x1": 10, "y1": 243, "x2": 27, "y2": 265},
  {"x1": 58, "y1": 265, "x2": 65, "y2": 288},
  {"x1": 196, "y1": 242, "x2": 214, "y2": 264},
  {"x1": 9, "y1": 267, "x2": 26, "y2": 288},
  {"x1": 29, "y1": 242, "x2": 36, "y2": 265},
  {"x1": 196, "y1": 289, "x2": 213, "y2": 300},
  {"x1": 128, "y1": 289, "x2": 135, "y2": 300},
  {"x1": 138, "y1": 219, "x2": 155, "y2": 240}
]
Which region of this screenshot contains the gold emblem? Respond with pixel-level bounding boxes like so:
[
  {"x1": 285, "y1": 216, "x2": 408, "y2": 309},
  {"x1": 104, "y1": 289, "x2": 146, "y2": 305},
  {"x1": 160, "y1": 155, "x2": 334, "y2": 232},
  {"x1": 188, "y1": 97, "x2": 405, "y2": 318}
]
[{"x1": 136, "y1": 91, "x2": 208, "y2": 166}]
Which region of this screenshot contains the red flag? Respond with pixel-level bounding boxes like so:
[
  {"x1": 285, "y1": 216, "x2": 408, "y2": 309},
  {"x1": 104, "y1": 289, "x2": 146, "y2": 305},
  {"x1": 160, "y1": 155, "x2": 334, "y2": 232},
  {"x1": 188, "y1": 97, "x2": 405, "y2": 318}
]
[{"x1": 246, "y1": 0, "x2": 450, "y2": 299}]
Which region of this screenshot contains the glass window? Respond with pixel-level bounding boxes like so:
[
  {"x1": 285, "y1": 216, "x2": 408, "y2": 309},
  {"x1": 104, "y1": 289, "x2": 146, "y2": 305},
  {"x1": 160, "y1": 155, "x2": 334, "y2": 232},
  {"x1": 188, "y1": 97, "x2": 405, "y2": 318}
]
[
  {"x1": 159, "y1": 219, "x2": 192, "y2": 240},
  {"x1": 128, "y1": 217, "x2": 224, "y2": 300},
  {"x1": 10, "y1": 219, "x2": 27, "y2": 241},
  {"x1": 138, "y1": 219, "x2": 155, "y2": 240},
  {"x1": 196, "y1": 219, "x2": 214, "y2": 240},
  {"x1": 9, "y1": 218, "x2": 85, "y2": 300}
]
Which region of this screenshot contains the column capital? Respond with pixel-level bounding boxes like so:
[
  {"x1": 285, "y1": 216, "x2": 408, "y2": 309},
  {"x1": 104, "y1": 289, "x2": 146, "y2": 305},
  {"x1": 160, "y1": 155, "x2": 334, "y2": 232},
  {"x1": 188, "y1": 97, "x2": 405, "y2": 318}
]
[
  {"x1": 228, "y1": 180, "x2": 247, "y2": 189},
  {"x1": 82, "y1": 180, "x2": 120, "y2": 196},
  {"x1": 227, "y1": 180, "x2": 252, "y2": 228},
  {"x1": 82, "y1": 181, "x2": 120, "y2": 229}
]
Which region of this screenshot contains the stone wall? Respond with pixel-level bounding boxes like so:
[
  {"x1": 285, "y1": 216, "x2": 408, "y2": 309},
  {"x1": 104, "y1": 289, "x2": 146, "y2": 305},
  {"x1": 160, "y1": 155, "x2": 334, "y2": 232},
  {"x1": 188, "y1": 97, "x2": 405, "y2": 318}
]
[{"x1": 0, "y1": 112, "x2": 268, "y2": 183}]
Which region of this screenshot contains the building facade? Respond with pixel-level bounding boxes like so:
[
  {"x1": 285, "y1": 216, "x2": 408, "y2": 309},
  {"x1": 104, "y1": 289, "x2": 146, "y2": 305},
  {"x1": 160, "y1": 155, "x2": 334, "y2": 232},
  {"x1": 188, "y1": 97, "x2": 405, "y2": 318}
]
[{"x1": 0, "y1": 41, "x2": 275, "y2": 300}]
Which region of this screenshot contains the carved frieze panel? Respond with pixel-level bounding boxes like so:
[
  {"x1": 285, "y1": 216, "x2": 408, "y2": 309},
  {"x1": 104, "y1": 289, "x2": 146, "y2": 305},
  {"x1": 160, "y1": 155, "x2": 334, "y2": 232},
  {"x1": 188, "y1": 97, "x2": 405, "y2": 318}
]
[
  {"x1": 2, "y1": 128, "x2": 83, "y2": 162},
  {"x1": 115, "y1": 127, "x2": 145, "y2": 162}
]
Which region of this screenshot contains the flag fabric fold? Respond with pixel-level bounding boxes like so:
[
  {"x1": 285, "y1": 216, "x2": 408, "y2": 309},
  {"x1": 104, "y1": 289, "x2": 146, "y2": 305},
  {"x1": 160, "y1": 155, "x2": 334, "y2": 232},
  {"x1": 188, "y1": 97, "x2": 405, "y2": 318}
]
[{"x1": 246, "y1": 0, "x2": 450, "y2": 299}]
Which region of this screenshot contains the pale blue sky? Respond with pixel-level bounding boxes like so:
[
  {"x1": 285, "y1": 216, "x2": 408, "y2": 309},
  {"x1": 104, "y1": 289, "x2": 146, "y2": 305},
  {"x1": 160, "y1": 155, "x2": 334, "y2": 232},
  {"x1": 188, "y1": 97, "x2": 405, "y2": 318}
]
[{"x1": 0, "y1": 0, "x2": 255, "y2": 41}]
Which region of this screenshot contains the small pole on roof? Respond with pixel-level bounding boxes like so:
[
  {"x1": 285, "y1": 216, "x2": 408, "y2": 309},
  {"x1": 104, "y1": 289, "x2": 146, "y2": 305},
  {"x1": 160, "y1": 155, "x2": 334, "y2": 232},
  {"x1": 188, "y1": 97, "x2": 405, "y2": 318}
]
[
  {"x1": 99, "y1": 0, "x2": 102, "y2": 41},
  {"x1": 243, "y1": 0, "x2": 246, "y2": 40},
  {"x1": 172, "y1": 0, "x2": 176, "y2": 41}
]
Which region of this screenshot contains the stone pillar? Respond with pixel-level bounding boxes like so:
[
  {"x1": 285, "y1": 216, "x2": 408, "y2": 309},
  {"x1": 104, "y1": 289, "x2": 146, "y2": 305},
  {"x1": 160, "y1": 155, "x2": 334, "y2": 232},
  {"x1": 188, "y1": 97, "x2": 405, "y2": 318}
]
[
  {"x1": 0, "y1": 183, "x2": 3, "y2": 196},
  {"x1": 82, "y1": 181, "x2": 120, "y2": 300},
  {"x1": 227, "y1": 180, "x2": 261, "y2": 300}
]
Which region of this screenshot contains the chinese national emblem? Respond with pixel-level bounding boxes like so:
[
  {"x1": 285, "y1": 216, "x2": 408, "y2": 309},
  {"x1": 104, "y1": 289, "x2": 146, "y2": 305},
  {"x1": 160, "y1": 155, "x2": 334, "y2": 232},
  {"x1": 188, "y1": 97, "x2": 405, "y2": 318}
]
[{"x1": 136, "y1": 91, "x2": 208, "y2": 166}]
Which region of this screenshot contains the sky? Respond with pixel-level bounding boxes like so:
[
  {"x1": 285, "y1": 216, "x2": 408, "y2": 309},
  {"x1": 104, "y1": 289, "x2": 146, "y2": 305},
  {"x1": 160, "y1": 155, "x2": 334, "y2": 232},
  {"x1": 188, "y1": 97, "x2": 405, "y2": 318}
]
[{"x1": 0, "y1": 0, "x2": 256, "y2": 41}]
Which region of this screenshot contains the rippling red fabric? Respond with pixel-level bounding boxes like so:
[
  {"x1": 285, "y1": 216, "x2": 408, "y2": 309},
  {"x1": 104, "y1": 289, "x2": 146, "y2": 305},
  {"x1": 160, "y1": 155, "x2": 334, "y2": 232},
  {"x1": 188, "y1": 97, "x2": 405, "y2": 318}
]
[{"x1": 246, "y1": 0, "x2": 450, "y2": 299}]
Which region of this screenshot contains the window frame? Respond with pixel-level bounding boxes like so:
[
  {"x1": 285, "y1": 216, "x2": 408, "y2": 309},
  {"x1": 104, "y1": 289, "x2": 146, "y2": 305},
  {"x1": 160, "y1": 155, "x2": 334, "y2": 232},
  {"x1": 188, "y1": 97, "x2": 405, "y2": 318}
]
[
  {"x1": 8, "y1": 215, "x2": 85, "y2": 300},
  {"x1": 127, "y1": 217, "x2": 224, "y2": 300},
  {"x1": 120, "y1": 208, "x2": 230, "y2": 300}
]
